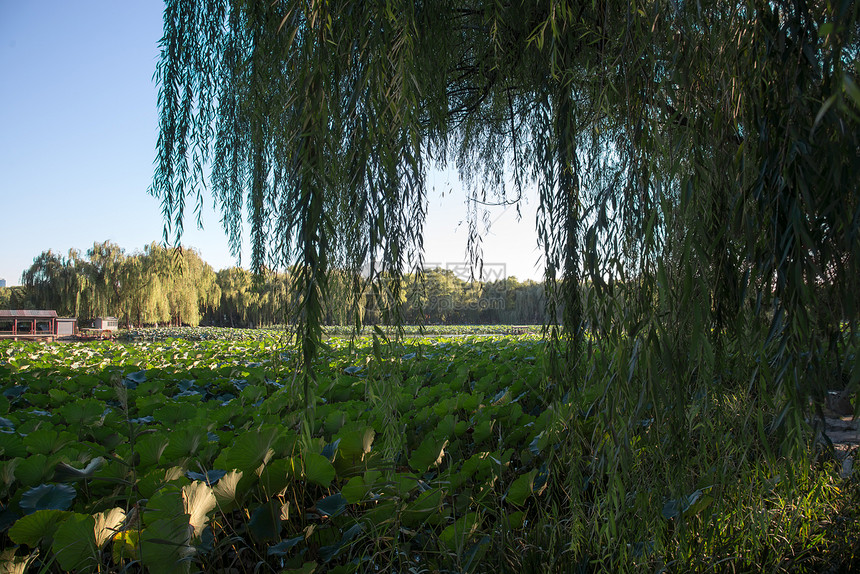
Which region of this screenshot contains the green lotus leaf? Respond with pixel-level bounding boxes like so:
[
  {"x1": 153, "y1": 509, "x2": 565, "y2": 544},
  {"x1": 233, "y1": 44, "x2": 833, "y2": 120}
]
[
  {"x1": 52, "y1": 512, "x2": 98, "y2": 571},
  {"x1": 136, "y1": 467, "x2": 187, "y2": 500},
  {"x1": 220, "y1": 427, "x2": 280, "y2": 473},
  {"x1": 402, "y1": 488, "x2": 444, "y2": 527},
  {"x1": 360, "y1": 500, "x2": 397, "y2": 528},
  {"x1": 319, "y1": 522, "x2": 363, "y2": 563},
  {"x1": 439, "y1": 512, "x2": 481, "y2": 552},
  {"x1": 124, "y1": 370, "x2": 147, "y2": 385},
  {"x1": 162, "y1": 427, "x2": 207, "y2": 463},
  {"x1": 153, "y1": 403, "x2": 199, "y2": 427},
  {"x1": 53, "y1": 457, "x2": 105, "y2": 482},
  {"x1": 259, "y1": 458, "x2": 295, "y2": 496},
  {"x1": 144, "y1": 488, "x2": 186, "y2": 528},
  {"x1": 341, "y1": 476, "x2": 367, "y2": 504},
  {"x1": 19, "y1": 483, "x2": 76, "y2": 514},
  {"x1": 408, "y1": 436, "x2": 448, "y2": 472},
  {"x1": 135, "y1": 434, "x2": 170, "y2": 470},
  {"x1": 334, "y1": 425, "x2": 375, "y2": 463},
  {"x1": 248, "y1": 499, "x2": 283, "y2": 542},
  {"x1": 505, "y1": 469, "x2": 537, "y2": 507},
  {"x1": 282, "y1": 561, "x2": 317, "y2": 574},
  {"x1": 185, "y1": 469, "x2": 227, "y2": 485},
  {"x1": 57, "y1": 399, "x2": 104, "y2": 428},
  {"x1": 139, "y1": 517, "x2": 193, "y2": 574},
  {"x1": 504, "y1": 510, "x2": 526, "y2": 529},
  {"x1": 267, "y1": 534, "x2": 304, "y2": 557},
  {"x1": 324, "y1": 411, "x2": 346, "y2": 435},
  {"x1": 47, "y1": 388, "x2": 71, "y2": 406},
  {"x1": 304, "y1": 453, "x2": 336, "y2": 488},
  {"x1": 0, "y1": 433, "x2": 27, "y2": 459},
  {"x1": 315, "y1": 493, "x2": 347, "y2": 518},
  {"x1": 8, "y1": 509, "x2": 71, "y2": 547},
  {"x1": 472, "y1": 419, "x2": 493, "y2": 444},
  {"x1": 112, "y1": 529, "x2": 139, "y2": 562}
]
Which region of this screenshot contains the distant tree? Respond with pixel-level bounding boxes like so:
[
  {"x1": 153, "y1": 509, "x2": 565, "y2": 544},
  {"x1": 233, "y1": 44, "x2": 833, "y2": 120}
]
[
  {"x1": 78, "y1": 241, "x2": 126, "y2": 321},
  {"x1": 21, "y1": 249, "x2": 83, "y2": 316}
]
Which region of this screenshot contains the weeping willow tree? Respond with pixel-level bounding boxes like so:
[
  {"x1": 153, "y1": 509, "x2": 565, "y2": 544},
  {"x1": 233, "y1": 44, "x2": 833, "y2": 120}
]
[
  {"x1": 153, "y1": 0, "x2": 859, "y2": 549},
  {"x1": 153, "y1": 0, "x2": 858, "y2": 384},
  {"x1": 151, "y1": 0, "x2": 859, "y2": 565}
]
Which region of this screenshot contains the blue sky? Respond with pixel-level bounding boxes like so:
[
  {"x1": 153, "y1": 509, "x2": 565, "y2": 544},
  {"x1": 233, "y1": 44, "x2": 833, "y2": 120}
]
[{"x1": 0, "y1": 1, "x2": 542, "y2": 287}]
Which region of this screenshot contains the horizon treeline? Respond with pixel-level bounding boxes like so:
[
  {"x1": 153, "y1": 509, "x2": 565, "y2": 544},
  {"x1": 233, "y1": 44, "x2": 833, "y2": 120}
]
[{"x1": 0, "y1": 241, "x2": 546, "y2": 327}]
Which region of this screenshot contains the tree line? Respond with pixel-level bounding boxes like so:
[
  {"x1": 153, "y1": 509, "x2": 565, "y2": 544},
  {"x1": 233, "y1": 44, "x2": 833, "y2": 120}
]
[{"x1": 0, "y1": 241, "x2": 546, "y2": 327}]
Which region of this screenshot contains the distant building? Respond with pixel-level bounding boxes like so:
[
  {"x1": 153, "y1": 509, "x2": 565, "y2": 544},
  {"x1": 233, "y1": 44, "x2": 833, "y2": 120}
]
[{"x1": 0, "y1": 279, "x2": 6, "y2": 288}]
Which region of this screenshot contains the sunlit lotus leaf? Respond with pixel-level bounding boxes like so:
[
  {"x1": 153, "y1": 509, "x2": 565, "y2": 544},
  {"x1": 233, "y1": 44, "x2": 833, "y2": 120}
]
[
  {"x1": 211, "y1": 470, "x2": 244, "y2": 512},
  {"x1": 47, "y1": 389, "x2": 70, "y2": 406},
  {"x1": 8, "y1": 509, "x2": 71, "y2": 547},
  {"x1": 94, "y1": 507, "x2": 126, "y2": 547},
  {"x1": 0, "y1": 546, "x2": 35, "y2": 574},
  {"x1": 182, "y1": 481, "x2": 216, "y2": 538},
  {"x1": 153, "y1": 403, "x2": 198, "y2": 427},
  {"x1": 19, "y1": 483, "x2": 76, "y2": 514}
]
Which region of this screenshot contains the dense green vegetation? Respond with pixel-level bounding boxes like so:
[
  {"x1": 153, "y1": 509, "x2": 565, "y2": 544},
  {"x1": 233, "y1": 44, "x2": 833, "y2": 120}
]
[
  {"x1": 0, "y1": 332, "x2": 857, "y2": 572},
  {"x1": 3, "y1": 242, "x2": 546, "y2": 327},
  {"x1": 3, "y1": 0, "x2": 859, "y2": 571}
]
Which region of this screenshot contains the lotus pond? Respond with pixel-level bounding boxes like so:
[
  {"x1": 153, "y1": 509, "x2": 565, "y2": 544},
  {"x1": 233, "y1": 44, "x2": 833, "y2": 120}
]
[{"x1": 0, "y1": 330, "x2": 856, "y2": 572}]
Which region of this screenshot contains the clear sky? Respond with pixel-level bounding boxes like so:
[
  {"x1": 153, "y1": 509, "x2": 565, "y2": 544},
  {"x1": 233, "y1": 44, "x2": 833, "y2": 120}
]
[{"x1": 0, "y1": 1, "x2": 543, "y2": 287}]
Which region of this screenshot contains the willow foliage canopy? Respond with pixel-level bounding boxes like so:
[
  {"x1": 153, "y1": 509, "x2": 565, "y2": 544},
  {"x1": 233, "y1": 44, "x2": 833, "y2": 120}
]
[{"x1": 153, "y1": 0, "x2": 859, "y2": 412}]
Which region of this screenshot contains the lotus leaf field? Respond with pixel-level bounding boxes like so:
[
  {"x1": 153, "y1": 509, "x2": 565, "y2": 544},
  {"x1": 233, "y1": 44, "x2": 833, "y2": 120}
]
[{"x1": 0, "y1": 330, "x2": 857, "y2": 572}]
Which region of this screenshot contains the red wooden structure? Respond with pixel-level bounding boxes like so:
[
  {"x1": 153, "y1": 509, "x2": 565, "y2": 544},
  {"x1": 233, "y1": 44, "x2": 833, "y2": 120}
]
[{"x1": 0, "y1": 310, "x2": 59, "y2": 341}]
